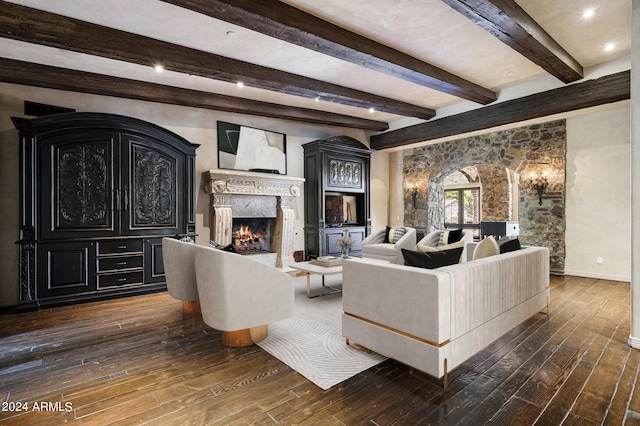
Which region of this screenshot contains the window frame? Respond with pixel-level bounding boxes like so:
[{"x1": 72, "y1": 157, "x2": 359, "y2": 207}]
[{"x1": 443, "y1": 183, "x2": 481, "y2": 236}]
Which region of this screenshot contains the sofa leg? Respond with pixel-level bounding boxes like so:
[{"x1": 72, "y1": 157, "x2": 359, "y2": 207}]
[
  {"x1": 182, "y1": 300, "x2": 201, "y2": 315},
  {"x1": 346, "y1": 339, "x2": 371, "y2": 353},
  {"x1": 221, "y1": 325, "x2": 268, "y2": 347},
  {"x1": 547, "y1": 294, "x2": 551, "y2": 314},
  {"x1": 443, "y1": 358, "x2": 448, "y2": 389}
]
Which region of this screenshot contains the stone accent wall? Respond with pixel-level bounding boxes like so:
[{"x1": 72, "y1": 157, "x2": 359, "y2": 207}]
[
  {"x1": 476, "y1": 165, "x2": 511, "y2": 221},
  {"x1": 403, "y1": 120, "x2": 566, "y2": 273}
]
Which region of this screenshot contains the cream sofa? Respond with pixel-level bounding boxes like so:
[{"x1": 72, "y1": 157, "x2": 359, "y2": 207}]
[{"x1": 341, "y1": 246, "x2": 549, "y2": 383}]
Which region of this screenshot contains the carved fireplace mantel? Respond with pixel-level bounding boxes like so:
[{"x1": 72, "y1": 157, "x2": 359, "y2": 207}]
[
  {"x1": 204, "y1": 169, "x2": 304, "y2": 197},
  {"x1": 203, "y1": 170, "x2": 304, "y2": 268}
]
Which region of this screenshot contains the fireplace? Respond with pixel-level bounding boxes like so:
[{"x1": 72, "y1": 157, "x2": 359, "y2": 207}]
[
  {"x1": 203, "y1": 169, "x2": 304, "y2": 268},
  {"x1": 232, "y1": 218, "x2": 272, "y2": 254}
]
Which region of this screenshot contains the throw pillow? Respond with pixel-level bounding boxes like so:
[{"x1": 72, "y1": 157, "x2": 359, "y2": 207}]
[
  {"x1": 472, "y1": 236, "x2": 500, "y2": 260},
  {"x1": 416, "y1": 240, "x2": 464, "y2": 253},
  {"x1": 402, "y1": 246, "x2": 464, "y2": 269},
  {"x1": 391, "y1": 226, "x2": 407, "y2": 243},
  {"x1": 498, "y1": 237, "x2": 522, "y2": 254},
  {"x1": 445, "y1": 229, "x2": 464, "y2": 244},
  {"x1": 220, "y1": 243, "x2": 238, "y2": 253},
  {"x1": 384, "y1": 226, "x2": 407, "y2": 244},
  {"x1": 383, "y1": 226, "x2": 393, "y2": 243}
]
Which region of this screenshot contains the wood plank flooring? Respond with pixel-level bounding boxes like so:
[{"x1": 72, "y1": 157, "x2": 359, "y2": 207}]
[{"x1": 1, "y1": 275, "x2": 639, "y2": 425}]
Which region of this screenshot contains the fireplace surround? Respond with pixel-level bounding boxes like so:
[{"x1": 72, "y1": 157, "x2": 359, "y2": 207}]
[{"x1": 203, "y1": 169, "x2": 304, "y2": 268}]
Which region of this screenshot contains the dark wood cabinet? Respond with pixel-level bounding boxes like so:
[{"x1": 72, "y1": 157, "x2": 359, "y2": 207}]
[
  {"x1": 302, "y1": 136, "x2": 372, "y2": 259},
  {"x1": 13, "y1": 112, "x2": 198, "y2": 310},
  {"x1": 323, "y1": 226, "x2": 366, "y2": 257}
]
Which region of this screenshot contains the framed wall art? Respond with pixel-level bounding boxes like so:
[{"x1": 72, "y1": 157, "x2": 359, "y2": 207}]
[{"x1": 217, "y1": 121, "x2": 287, "y2": 175}]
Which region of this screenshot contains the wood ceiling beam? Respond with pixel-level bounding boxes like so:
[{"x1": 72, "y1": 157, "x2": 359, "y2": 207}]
[
  {"x1": 0, "y1": 58, "x2": 389, "y2": 131},
  {"x1": 370, "y1": 70, "x2": 629, "y2": 149},
  {"x1": 0, "y1": 1, "x2": 431, "y2": 120},
  {"x1": 441, "y1": 0, "x2": 583, "y2": 83},
  {"x1": 160, "y1": 0, "x2": 498, "y2": 105}
]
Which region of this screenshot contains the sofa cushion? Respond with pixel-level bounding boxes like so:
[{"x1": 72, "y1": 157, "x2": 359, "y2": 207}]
[
  {"x1": 498, "y1": 237, "x2": 522, "y2": 253},
  {"x1": 472, "y1": 236, "x2": 499, "y2": 260},
  {"x1": 384, "y1": 226, "x2": 407, "y2": 243},
  {"x1": 416, "y1": 240, "x2": 464, "y2": 253},
  {"x1": 402, "y1": 246, "x2": 464, "y2": 269}
]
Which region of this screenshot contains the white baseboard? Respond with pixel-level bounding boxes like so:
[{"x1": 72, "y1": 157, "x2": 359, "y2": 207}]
[
  {"x1": 628, "y1": 335, "x2": 640, "y2": 349},
  {"x1": 561, "y1": 270, "x2": 630, "y2": 283}
]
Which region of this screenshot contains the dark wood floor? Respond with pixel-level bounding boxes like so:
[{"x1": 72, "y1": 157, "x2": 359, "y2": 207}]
[{"x1": 0, "y1": 275, "x2": 639, "y2": 425}]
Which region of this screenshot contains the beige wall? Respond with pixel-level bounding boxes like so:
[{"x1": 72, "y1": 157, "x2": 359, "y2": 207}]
[
  {"x1": 369, "y1": 150, "x2": 389, "y2": 229},
  {"x1": 0, "y1": 83, "x2": 370, "y2": 306},
  {"x1": 565, "y1": 106, "x2": 631, "y2": 281}
]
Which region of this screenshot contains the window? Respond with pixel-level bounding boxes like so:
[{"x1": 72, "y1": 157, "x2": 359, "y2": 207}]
[{"x1": 444, "y1": 186, "x2": 481, "y2": 238}]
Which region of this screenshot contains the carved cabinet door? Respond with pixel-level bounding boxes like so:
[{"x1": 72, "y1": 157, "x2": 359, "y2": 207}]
[
  {"x1": 40, "y1": 131, "x2": 119, "y2": 239},
  {"x1": 121, "y1": 134, "x2": 184, "y2": 235}
]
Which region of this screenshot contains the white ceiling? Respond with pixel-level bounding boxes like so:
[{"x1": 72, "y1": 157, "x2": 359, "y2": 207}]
[{"x1": 1, "y1": 0, "x2": 632, "y2": 129}]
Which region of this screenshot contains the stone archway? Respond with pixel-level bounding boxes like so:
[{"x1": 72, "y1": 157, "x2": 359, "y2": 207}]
[{"x1": 403, "y1": 120, "x2": 566, "y2": 273}]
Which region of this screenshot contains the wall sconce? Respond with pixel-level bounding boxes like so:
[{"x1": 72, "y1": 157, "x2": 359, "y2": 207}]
[
  {"x1": 530, "y1": 170, "x2": 548, "y2": 205},
  {"x1": 406, "y1": 181, "x2": 420, "y2": 208}
]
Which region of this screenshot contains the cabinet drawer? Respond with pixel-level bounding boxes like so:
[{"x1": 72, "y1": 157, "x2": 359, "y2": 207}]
[
  {"x1": 97, "y1": 271, "x2": 143, "y2": 288},
  {"x1": 98, "y1": 240, "x2": 143, "y2": 255},
  {"x1": 98, "y1": 255, "x2": 143, "y2": 272}
]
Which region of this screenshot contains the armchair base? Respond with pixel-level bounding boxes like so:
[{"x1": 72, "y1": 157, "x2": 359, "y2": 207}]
[
  {"x1": 222, "y1": 325, "x2": 268, "y2": 347},
  {"x1": 182, "y1": 300, "x2": 201, "y2": 315}
]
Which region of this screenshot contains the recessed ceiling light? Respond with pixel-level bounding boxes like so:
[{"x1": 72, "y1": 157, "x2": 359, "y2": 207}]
[
  {"x1": 153, "y1": 64, "x2": 164, "y2": 73},
  {"x1": 582, "y1": 8, "x2": 595, "y2": 19},
  {"x1": 315, "y1": 97, "x2": 320, "y2": 102},
  {"x1": 368, "y1": 107, "x2": 375, "y2": 114},
  {"x1": 236, "y1": 81, "x2": 244, "y2": 88},
  {"x1": 604, "y1": 42, "x2": 616, "y2": 52}
]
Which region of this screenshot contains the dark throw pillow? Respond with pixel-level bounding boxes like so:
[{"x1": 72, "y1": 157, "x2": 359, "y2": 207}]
[
  {"x1": 401, "y1": 247, "x2": 464, "y2": 270},
  {"x1": 446, "y1": 228, "x2": 464, "y2": 244},
  {"x1": 498, "y1": 237, "x2": 521, "y2": 254},
  {"x1": 220, "y1": 243, "x2": 238, "y2": 253},
  {"x1": 383, "y1": 226, "x2": 392, "y2": 243}
]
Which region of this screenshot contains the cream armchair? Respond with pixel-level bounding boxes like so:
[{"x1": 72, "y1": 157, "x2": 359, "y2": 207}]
[
  {"x1": 193, "y1": 245, "x2": 295, "y2": 347},
  {"x1": 417, "y1": 229, "x2": 475, "y2": 261},
  {"x1": 162, "y1": 237, "x2": 201, "y2": 314},
  {"x1": 361, "y1": 226, "x2": 417, "y2": 264}
]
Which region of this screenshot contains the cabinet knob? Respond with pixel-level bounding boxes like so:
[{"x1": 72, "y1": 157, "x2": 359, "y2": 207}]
[
  {"x1": 116, "y1": 261, "x2": 127, "y2": 266},
  {"x1": 116, "y1": 278, "x2": 128, "y2": 282}
]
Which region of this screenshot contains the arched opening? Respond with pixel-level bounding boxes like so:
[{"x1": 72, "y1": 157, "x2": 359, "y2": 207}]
[
  {"x1": 442, "y1": 165, "x2": 520, "y2": 240},
  {"x1": 402, "y1": 120, "x2": 566, "y2": 272}
]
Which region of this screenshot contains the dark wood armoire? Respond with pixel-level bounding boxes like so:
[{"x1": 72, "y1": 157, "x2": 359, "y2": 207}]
[
  {"x1": 12, "y1": 112, "x2": 199, "y2": 311},
  {"x1": 303, "y1": 136, "x2": 372, "y2": 259}
]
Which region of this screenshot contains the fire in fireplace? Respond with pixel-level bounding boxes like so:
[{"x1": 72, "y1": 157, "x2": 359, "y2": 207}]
[{"x1": 232, "y1": 218, "x2": 271, "y2": 254}]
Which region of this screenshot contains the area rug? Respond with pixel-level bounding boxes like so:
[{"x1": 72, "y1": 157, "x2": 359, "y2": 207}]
[{"x1": 257, "y1": 274, "x2": 386, "y2": 390}]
